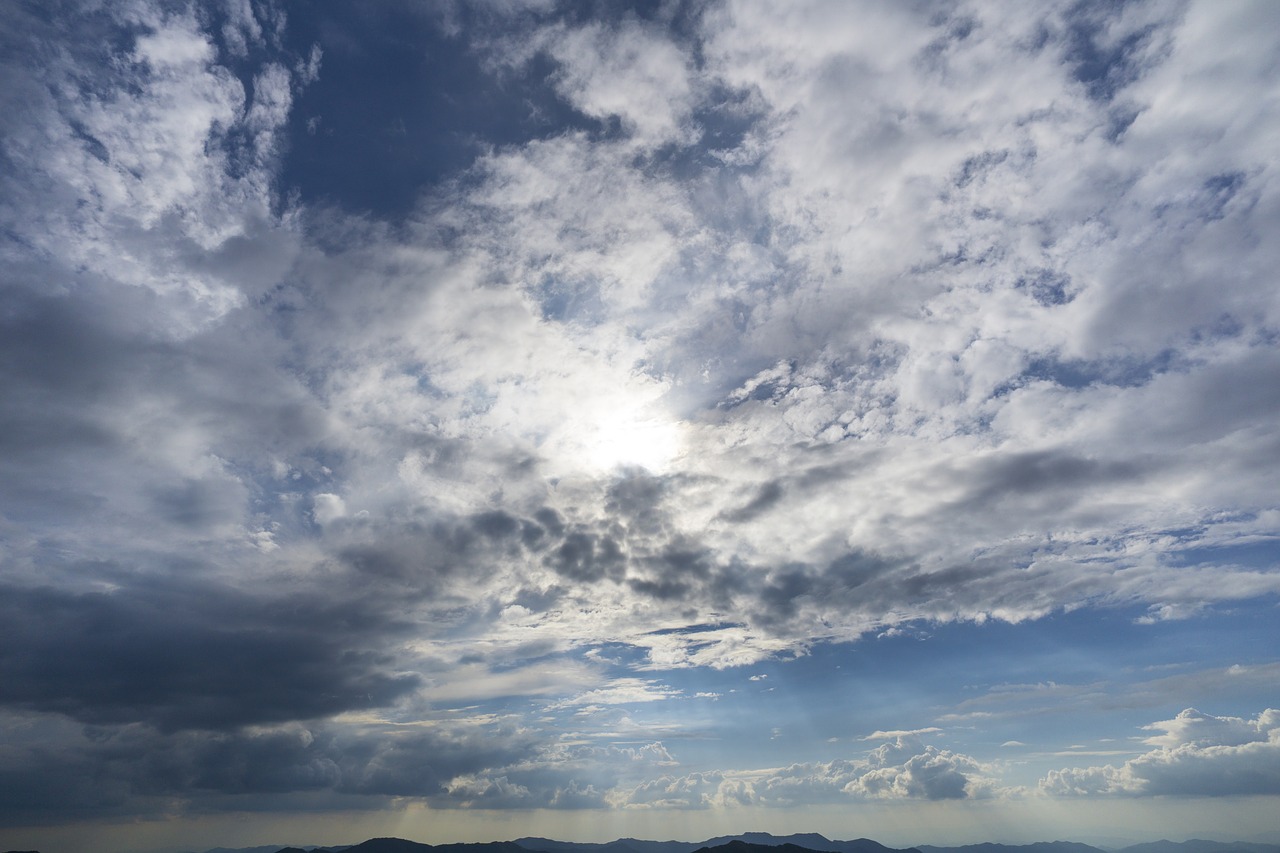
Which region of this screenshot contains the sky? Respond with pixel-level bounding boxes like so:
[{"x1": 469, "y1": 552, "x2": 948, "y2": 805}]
[{"x1": 1, "y1": 1, "x2": 1279, "y2": 852}]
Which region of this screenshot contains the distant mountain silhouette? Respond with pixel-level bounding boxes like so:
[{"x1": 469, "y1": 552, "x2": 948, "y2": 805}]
[
  {"x1": 701, "y1": 835, "x2": 839, "y2": 850},
  {"x1": 336, "y1": 842, "x2": 530, "y2": 853},
  {"x1": 1116, "y1": 842, "x2": 1280, "y2": 853},
  {"x1": 518, "y1": 832, "x2": 919, "y2": 853},
  {"x1": 516, "y1": 839, "x2": 663, "y2": 853},
  {"x1": 693, "y1": 840, "x2": 918, "y2": 853},
  {"x1": 173, "y1": 834, "x2": 1278, "y2": 853},
  {"x1": 918, "y1": 843, "x2": 1105, "y2": 853},
  {"x1": 702, "y1": 835, "x2": 916, "y2": 853}
]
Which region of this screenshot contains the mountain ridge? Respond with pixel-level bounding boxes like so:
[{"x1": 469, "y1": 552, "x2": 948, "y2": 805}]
[{"x1": 162, "y1": 832, "x2": 1280, "y2": 853}]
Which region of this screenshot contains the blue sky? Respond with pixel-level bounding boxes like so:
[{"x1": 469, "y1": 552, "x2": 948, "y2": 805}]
[{"x1": 2, "y1": 2, "x2": 1279, "y2": 852}]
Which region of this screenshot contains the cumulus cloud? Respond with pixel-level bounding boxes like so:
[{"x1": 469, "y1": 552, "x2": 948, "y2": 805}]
[
  {"x1": 845, "y1": 737, "x2": 996, "y2": 801},
  {"x1": 614, "y1": 736, "x2": 997, "y2": 809},
  {"x1": 1041, "y1": 708, "x2": 1280, "y2": 797}
]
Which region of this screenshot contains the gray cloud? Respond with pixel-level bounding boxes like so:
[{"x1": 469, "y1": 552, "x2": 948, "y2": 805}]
[
  {"x1": 0, "y1": 580, "x2": 420, "y2": 732},
  {"x1": 0, "y1": 712, "x2": 543, "y2": 826}
]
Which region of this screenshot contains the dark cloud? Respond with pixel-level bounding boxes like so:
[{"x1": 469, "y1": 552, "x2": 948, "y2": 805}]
[
  {"x1": 0, "y1": 581, "x2": 419, "y2": 732},
  {"x1": 719, "y1": 480, "x2": 785, "y2": 523},
  {"x1": 954, "y1": 450, "x2": 1145, "y2": 509},
  {"x1": 0, "y1": 716, "x2": 543, "y2": 826},
  {"x1": 339, "y1": 728, "x2": 539, "y2": 799},
  {"x1": 549, "y1": 531, "x2": 625, "y2": 583}
]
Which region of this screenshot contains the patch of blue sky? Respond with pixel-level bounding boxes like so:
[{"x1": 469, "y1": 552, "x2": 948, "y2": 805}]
[
  {"x1": 1169, "y1": 537, "x2": 1280, "y2": 570},
  {"x1": 536, "y1": 602, "x2": 1280, "y2": 777},
  {"x1": 277, "y1": 4, "x2": 595, "y2": 218},
  {"x1": 1061, "y1": 2, "x2": 1162, "y2": 103},
  {"x1": 1018, "y1": 349, "x2": 1185, "y2": 390}
]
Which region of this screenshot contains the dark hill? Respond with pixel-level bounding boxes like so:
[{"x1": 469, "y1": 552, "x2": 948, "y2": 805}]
[
  {"x1": 705, "y1": 837, "x2": 914, "y2": 853},
  {"x1": 342, "y1": 841, "x2": 433, "y2": 853},
  {"x1": 705, "y1": 838, "x2": 836, "y2": 851},
  {"x1": 516, "y1": 838, "x2": 680, "y2": 853},
  {"x1": 918, "y1": 844, "x2": 1104, "y2": 853},
  {"x1": 518, "y1": 833, "x2": 918, "y2": 853},
  {"x1": 339, "y1": 842, "x2": 529, "y2": 853},
  {"x1": 695, "y1": 841, "x2": 915, "y2": 853},
  {"x1": 696, "y1": 843, "x2": 825, "y2": 853}
]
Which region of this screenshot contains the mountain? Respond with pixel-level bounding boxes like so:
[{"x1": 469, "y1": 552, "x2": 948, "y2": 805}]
[
  {"x1": 1116, "y1": 842, "x2": 1280, "y2": 853},
  {"x1": 336, "y1": 842, "x2": 530, "y2": 853},
  {"x1": 918, "y1": 843, "x2": 1104, "y2": 853},
  {"x1": 178, "y1": 836, "x2": 1280, "y2": 853},
  {"x1": 517, "y1": 831, "x2": 918, "y2": 853},
  {"x1": 695, "y1": 842, "x2": 844, "y2": 853},
  {"x1": 702, "y1": 836, "x2": 915, "y2": 853}
]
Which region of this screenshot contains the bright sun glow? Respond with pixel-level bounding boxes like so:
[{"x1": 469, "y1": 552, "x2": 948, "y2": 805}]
[{"x1": 582, "y1": 410, "x2": 684, "y2": 473}]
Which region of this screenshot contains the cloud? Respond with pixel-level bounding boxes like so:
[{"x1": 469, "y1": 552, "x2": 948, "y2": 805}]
[
  {"x1": 861, "y1": 727, "x2": 942, "y2": 741},
  {"x1": 543, "y1": 20, "x2": 698, "y2": 149},
  {"x1": 842, "y1": 736, "x2": 998, "y2": 801},
  {"x1": 937, "y1": 662, "x2": 1280, "y2": 723},
  {"x1": 614, "y1": 735, "x2": 996, "y2": 810},
  {"x1": 1040, "y1": 708, "x2": 1280, "y2": 797},
  {"x1": 7, "y1": 0, "x2": 1278, "y2": 681},
  {"x1": 3, "y1": 0, "x2": 1280, "y2": 830},
  {"x1": 0, "y1": 580, "x2": 421, "y2": 732},
  {"x1": 547, "y1": 679, "x2": 683, "y2": 710},
  {"x1": 0, "y1": 711, "x2": 542, "y2": 826}
]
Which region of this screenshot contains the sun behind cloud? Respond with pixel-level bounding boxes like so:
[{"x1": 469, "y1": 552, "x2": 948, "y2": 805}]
[{"x1": 581, "y1": 408, "x2": 685, "y2": 474}]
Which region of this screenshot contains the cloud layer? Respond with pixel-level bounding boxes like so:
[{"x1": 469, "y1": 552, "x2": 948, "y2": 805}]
[{"x1": 1, "y1": 0, "x2": 1278, "y2": 833}]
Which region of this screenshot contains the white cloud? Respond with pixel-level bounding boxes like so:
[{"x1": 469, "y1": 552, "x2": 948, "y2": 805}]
[
  {"x1": 843, "y1": 736, "x2": 998, "y2": 801},
  {"x1": 311, "y1": 493, "x2": 346, "y2": 527},
  {"x1": 544, "y1": 21, "x2": 697, "y2": 149},
  {"x1": 1040, "y1": 708, "x2": 1280, "y2": 797},
  {"x1": 546, "y1": 678, "x2": 682, "y2": 710},
  {"x1": 614, "y1": 735, "x2": 997, "y2": 809},
  {"x1": 861, "y1": 727, "x2": 942, "y2": 741}
]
